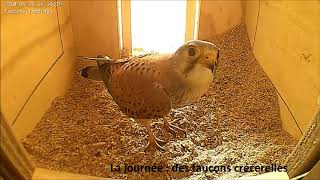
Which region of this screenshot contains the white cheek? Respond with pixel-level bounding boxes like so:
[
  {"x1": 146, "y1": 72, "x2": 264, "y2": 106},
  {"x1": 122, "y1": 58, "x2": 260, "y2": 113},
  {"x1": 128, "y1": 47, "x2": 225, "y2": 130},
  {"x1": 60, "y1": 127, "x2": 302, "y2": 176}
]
[{"x1": 187, "y1": 65, "x2": 213, "y2": 86}]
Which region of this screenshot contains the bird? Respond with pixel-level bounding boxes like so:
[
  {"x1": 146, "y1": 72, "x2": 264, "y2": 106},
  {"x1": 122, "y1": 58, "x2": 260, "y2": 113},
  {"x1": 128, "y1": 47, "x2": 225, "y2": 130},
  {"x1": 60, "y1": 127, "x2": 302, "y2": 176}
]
[{"x1": 78, "y1": 40, "x2": 219, "y2": 152}]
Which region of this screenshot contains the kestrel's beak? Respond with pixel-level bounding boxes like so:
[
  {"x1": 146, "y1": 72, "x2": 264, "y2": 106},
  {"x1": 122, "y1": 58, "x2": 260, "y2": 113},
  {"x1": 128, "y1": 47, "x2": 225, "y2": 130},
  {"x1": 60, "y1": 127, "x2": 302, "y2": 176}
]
[
  {"x1": 207, "y1": 51, "x2": 219, "y2": 73},
  {"x1": 209, "y1": 65, "x2": 215, "y2": 73}
]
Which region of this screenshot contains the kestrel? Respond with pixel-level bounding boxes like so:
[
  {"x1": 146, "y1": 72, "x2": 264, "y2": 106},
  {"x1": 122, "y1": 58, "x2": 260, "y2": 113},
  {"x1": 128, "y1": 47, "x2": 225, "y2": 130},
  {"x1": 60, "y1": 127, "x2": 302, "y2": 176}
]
[{"x1": 78, "y1": 40, "x2": 219, "y2": 152}]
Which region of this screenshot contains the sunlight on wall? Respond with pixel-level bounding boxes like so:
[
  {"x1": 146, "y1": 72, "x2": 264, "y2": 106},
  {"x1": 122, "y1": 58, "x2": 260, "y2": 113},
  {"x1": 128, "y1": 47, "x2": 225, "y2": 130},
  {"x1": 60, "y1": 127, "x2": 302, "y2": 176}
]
[{"x1": 131, "y1": 0, "x2": 187, "y2": 54}]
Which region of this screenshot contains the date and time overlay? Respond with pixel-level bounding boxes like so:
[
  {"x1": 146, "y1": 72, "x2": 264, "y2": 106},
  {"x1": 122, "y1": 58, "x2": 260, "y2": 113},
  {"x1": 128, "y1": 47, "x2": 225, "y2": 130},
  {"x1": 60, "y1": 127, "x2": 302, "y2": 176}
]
[{"x1": 2, "y1": 1, "x2": 62, "y2": 15}]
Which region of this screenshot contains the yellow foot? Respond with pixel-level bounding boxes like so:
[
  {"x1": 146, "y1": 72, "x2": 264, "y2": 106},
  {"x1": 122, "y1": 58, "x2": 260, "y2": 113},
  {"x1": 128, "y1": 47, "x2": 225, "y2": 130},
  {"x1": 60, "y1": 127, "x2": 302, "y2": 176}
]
[
  {"x1": 152, "y1": 121, "x2": 186, "y2": 137},
  {"x1": 145, "y1": 140, "x2": 165, "y2": 152},
  {"x1": 164, "y1": 123, "x2": 186, "y2": 137},
  {"x1": 155, "y1": 137, "x2": 166, "y2": 146}
]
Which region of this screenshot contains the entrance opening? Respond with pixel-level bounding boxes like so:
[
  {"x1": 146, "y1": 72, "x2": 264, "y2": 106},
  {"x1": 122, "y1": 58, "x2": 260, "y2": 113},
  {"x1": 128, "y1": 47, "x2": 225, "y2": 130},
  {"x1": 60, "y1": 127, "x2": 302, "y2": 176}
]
[{"x1": 131, "y1": 0, "x2": 187, "y2": 55}]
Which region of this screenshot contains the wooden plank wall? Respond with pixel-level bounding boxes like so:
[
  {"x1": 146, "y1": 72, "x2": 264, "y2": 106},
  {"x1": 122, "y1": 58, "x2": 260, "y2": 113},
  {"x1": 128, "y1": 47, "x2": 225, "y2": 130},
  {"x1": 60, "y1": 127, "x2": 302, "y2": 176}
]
[
  {"x1": 69, "y1": 1, "x2": 120, "y2": 59},
  {"x1": 198, "y1": 0, "x2": 243, "y2": 40},
  {"x1": 120, "y1": 0, "x2": 132, "y2": 53},
  {"x1": 1, "y1": 1, "x2": 76, "y2": 139},
  {"x1": 185, "y1": 0, "x2": 197, "y2": 41},
  {"x1": 244, "y1": 1, "x2": 320, "y2": 139}
]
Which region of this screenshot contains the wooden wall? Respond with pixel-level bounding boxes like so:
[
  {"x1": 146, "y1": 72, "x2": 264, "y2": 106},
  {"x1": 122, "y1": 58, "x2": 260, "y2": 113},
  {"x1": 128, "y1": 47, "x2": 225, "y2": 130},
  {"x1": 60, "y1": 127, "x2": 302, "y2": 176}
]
[
  {"x1": 120, "y1": 0, "x2": 132, "y2": 53},
  {"x1": 198, "y1": 0, "x2": 243, "y2": 40},
  {"x1": 244, "y1": 1, "x2": 320, "y2": 139},
  {"x1": 185, "y1": 0, "x2": 197, "y2": 41},
  {"x1": 3, "y1": 0, "x2": 318, "y2": 141},
  {"x1": 1, "y1": 1, "x2": 76, "y2": 139},
  {"x1": 69, "y1": 1, "x2": 120, "y2": 59}
]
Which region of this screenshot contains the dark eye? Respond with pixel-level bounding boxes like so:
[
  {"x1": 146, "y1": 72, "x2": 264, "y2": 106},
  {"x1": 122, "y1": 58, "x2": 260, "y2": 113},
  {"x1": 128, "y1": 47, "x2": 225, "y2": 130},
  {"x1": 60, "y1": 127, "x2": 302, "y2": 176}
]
[{"x1": 188, "y1": 47, "x2": 196, "y2": 56}]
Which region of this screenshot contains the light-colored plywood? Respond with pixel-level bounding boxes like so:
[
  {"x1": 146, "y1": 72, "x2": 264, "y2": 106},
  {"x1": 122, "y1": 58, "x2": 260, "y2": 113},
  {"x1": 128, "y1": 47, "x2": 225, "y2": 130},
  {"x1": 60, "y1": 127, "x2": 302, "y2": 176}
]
[
  {"x1": 253, "y1": 1, "x2": 320, "y2": 133},
  {"x1": 244, "y1": 0, "x2": 260, "y2": 48},
  {"x1": 12, "y1": 1, "x2": 75, "y2": 139},
  {"x1": 1, "y1": 2, "x2": 63, "y2": 125},
  {"x1": 70, "y1": 1, "x2": 120, "y2": 58},
  {"x1": 185, "y1": 0, "x2": 197, "y2": 41},
  {"x1": 121, "y1": 0, "x2": 132, "y2": 53},
  {"x1": 278, "y1": 94, "x2": 302, "y2": 139},
  {"x1": 239, "y1": 172, "x2": 289, "y2": 179},
  {"x1": 32, "y1": 168, "x2": 111, "y2": 180},
  {"x1": 12, "y1": 1, "x2": 75, "y2": 140},
  {"x1": 12, "y1": 50, "x2": 75, "y2": 140},
  {"x1": 198, "y1": 0, "x2": 242, "y2": 40}
]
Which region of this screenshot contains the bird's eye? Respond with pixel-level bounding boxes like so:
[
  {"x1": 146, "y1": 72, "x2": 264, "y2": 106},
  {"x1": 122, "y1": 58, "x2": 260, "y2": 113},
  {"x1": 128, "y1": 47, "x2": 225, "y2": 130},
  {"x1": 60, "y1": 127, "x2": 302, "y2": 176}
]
[{"x1": 188, "y1": 47, "x2": 196, "y2": 56}]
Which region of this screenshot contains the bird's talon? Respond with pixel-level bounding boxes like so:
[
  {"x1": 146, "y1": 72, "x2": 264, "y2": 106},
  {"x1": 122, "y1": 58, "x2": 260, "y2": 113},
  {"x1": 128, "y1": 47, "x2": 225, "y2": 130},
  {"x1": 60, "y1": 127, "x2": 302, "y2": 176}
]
[
  {"x1": 164, "y1": 124, "x2": 177, "y2": 134},
  {"x1": 152, "y1": 121, "x2": 186, "y2": 137},
  {"x1": 151, "y1": 122, "x2": 162, "y2": 127},
  {"x1": 164, "y1": 123, "x2": 186, "y2": 137},
  {"x1": 145, "y1": 141, "x2": 165, "y2": 152},
  {"x1": 155, "y1": 137, "x2": 166, "y2": 146}
]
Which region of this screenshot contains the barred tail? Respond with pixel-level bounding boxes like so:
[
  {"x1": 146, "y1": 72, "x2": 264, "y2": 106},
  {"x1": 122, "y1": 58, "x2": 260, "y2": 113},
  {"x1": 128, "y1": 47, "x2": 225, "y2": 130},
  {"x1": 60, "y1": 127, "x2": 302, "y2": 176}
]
[
  {"x1": 77, "y1": 55, "x2": 112, "y2": 62},
  {"x1": 78, "y1": 55, "x2": 112, "y2": 84}
]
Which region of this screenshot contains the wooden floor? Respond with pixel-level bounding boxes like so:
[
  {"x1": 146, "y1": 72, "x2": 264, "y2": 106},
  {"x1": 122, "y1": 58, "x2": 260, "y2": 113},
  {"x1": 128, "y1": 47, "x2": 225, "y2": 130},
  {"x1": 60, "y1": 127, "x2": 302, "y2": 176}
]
[
  {"x1": 32, "y1": 168, "x2": 114, "y2": 180},
  {"x1": 32, "y1": 168, "x2": 290, "y2": 180}
]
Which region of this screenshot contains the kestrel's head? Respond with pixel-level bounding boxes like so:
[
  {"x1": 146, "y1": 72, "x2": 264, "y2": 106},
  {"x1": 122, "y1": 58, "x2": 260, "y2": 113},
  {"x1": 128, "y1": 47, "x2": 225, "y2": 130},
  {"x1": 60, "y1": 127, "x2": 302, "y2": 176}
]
[{"x1": 173, "y1": 40, "x2": 219, "y2": 75}]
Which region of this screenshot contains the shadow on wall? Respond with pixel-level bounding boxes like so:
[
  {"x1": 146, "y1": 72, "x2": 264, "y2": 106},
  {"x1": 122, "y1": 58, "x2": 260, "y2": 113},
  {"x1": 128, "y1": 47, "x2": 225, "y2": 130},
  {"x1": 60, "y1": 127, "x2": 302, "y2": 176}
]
[{"x1": 1, "y1": 15, "x2": 72, "y2": 80}]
